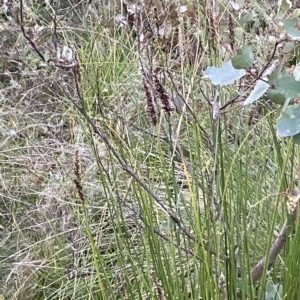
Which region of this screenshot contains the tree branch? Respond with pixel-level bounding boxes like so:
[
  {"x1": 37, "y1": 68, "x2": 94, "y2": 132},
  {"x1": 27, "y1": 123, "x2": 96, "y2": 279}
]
[{"x1": 251, "y1": 201, "x2": 298, "y2": 282}]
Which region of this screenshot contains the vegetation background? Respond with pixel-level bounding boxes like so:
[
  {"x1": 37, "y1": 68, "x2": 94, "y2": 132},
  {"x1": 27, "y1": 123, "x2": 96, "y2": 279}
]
[{"x1": 1, "y1": 0, "x2": 300, "y2": 299}]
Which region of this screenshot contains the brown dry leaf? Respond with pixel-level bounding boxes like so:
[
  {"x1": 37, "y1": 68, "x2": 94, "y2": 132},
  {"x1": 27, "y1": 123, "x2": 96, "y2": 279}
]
[{"x1": 287, "y1": 188, "x2": 300, "y2": 215}]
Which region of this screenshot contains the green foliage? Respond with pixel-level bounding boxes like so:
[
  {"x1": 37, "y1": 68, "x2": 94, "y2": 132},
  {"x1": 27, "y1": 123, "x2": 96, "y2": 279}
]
[
  {"x1": 274, "y1": 77, "x2": 300, "y2": 99},
  {"x1": 232, "y1": 46, "x2": 254, "y2": 70},
  {"x1": 284, "y1": 18, "x2": 300, "y2": 40},
  {"x1": 264, "y1": 280, "x2": 283, "y2": 300},
  {"x1": 203, "y1": 61, "x2": 247, "y2": 86},
  {"x1": 276, "y1": 104, "x2": 300, "y2": 137},
  {"x1": 204, "y1": 19, "x2": 300, "y2": 144},
  {"x1": 244, "y1": 80, "x2": 270, "y2": 105},
  {"x1": 266, "y1": 89, "x2": 286, "y2": 105}
]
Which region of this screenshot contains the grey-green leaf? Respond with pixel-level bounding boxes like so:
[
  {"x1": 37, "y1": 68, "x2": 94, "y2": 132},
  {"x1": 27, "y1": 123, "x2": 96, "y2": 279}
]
[
  {"x1": 293, "y1": 64, "x2": 300, "y2": 81},
  {"x1": 203, "y1": 61, "x2": 246, "y2": 86},
  {"x1": 264, "y1": 280, "x2": 283, "y2": 300},
  {"x1": 244, "y1": 80, "x2": 269, "y2": 105},
  {"x1": 238, "y1": 13, "x2": 254, "y2": 28},
  {"x1": 284, "y1": 18, "x2": 300, "y2": 40},
  {"x1": 293, "y1": 132, "x2": 300, "y2": 144},
  {"x1": 160, "y1": 218, "x2": 178, "y2": 231},
  {"x1": 268, "y1": 62, "x2": 284, "y2": 85},
  {"x1": 274, "y1": 77, "x2": 300, "y2": 99},
  {"x1": 276, "y1": 104, "x2": 300, "y2": 137},
  {"x1": 232, "y1": 46, "x2": 254, "y2": 69},
  {"x1": 267, "y1": 89, "x2": 286, "y2": 105},
  {"x1": 280, "y1": 0, "x2": 292, "y2": 12}
]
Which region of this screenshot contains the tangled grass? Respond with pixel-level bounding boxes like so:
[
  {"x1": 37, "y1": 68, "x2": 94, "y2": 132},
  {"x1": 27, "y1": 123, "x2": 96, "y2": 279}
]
[{"x1": 1, "y1": 0, "x2": 300, "y2": 299}]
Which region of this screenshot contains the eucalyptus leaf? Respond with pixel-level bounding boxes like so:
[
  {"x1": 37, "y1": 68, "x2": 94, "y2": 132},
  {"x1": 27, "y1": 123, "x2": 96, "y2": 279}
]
[
  {"x1": 280, "y1": 0, "x2": 292, "y2": 11},
  {"x1": 160, "y1": 218, "x2": 178, "y2": 231},
  {"x1": 276, "y1": 104, "x2": 300, "y2": 137},
  {"x1": 203, "y1": 61, "x2": 246, "y2": 86},
  {"x1": 293, "y1": 132, "x2": 300, "y2": 144},
  {"x1": 282, "y1": 41, "x2": 295, "y2": 54},
  {"x1": 264, "y1": 280, "x2": 282, "y2": 300},
  {"x1": 274, "y1": 77, "x2": 300, "y2": 99},
  {"x1": 267, "y1": 89, "x2": 286, "y2": 105},
  {"x1": 232, "y1": 46, "x2": 254, "y2": 69},
  {"x1": 284, "y1": 18, "x2": 300, "y2": 40},
  {"x1": 244, "y1": 80, "x2": 269, "y2": 105},
  {"x1": 238, "y1": 13, "x2": 254, "y2": 27},
  {"x1": 293, "y1": 64, "x2": 300, "y2": 81}
]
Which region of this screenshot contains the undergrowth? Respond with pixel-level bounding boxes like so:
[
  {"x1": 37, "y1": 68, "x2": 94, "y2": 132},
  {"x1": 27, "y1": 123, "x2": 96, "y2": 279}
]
[{"x1": 1, "y1": 0, "x2": 300, "y2": 299}]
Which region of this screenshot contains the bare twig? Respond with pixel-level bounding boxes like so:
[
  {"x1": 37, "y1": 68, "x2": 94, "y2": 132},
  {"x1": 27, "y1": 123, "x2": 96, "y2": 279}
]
[
  {"x1": 19, "y1": 0, "x2": 47, "y2": 63},
  {"x1": 19, "y1": 0, "x2": 76, "y2": 69},
  {"x1": 251, "y1": 199, "x2": 298, "y2": 282}
]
